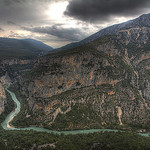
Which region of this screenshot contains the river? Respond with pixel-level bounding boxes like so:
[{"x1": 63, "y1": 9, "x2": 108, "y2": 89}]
[{"x1": 1, "y1": 88, "x2": 149, "y2": 136}]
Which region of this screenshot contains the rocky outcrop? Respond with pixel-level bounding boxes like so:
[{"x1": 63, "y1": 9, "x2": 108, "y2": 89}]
[
  {"x1": 0, "y1": 59, "x2": 32, "y2": 66},
  {"x1": 0, "y1": 83, "x2": 6, "y2": 115},
  {"x1": 0, "y1": 73, "x2": 11, "y2": 87},
  {"x1": 0, "y1": 72, "x2": 12, "y2": 115},
  {"x1": 21, "y1": 52, "x2": 120, "y2": 99},
  {"x1": 0, "y1": 58, "x2": 34, "y2": 115}
]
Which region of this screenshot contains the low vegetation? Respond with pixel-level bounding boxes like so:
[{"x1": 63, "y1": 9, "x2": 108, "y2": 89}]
[{"x1": 0, "y1": 127, "x2": 150, "y2": 150}]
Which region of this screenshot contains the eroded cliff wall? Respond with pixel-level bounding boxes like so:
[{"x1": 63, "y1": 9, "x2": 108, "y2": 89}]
[{"x1": 16, "y1": 28, "x2": 150, "y2": 130}]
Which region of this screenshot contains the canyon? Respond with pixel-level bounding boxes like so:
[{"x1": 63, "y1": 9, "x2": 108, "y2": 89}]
[
  {"x1": 14, "y1": 19, "x2": 150, "y2": 130},
  {"x1": 1, "y1": 13, "x2": 150, "y2": 132}
]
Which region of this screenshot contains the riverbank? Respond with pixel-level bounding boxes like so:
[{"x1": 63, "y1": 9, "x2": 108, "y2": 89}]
[
  {"x1": 1, "y1": 126, "x2": 150, "y2": 150},
  {"x1": 0, "y1": 88, "x2": 149, "y2": 137}
]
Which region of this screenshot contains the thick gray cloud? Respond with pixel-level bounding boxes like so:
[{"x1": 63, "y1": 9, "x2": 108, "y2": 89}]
[
  {"x1": 65, "y1": 0, "x2": 150, "y2": 22},
  {"x1": 7, "y1": 21, "x2": 20, "y2": 26},
  {"x1": 3, "y1": 0, "x2": 58, "y2": 5},
  {"x1": 23, "y1": 24, "x2": 88, "y2": 41},
  {"x1": 0, "y1": 0, "x2": 51, "y2": 25},
  {"x1": 0, "y1": 28, "x2": 4, "y2": 31}
]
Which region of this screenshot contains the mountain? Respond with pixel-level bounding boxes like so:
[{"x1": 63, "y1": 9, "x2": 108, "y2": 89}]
[
  {"x1": 7, "y1": 13, "x2": 150, "y2": 131},
  {"x1": 57, "y1": 13, "x2": 150, "y2": 51},
  {"x1": 0, "y1": 38, "x2": 53, "y2": 116},
  {"x1": 0, "y1": 38, "x2": 53, "y2": 60}
]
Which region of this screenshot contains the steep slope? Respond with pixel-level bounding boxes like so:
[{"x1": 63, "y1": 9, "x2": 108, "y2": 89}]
[
  {"x1": 57, "y1": 13, "x2": 150, "y2": 51},
  {"x1": 0, "y1": 38, "x2": 53, "y2": 117},
  {"x1": 0, "y1": 38, "x2": 53, "y2": 60},
  {"x1": 10, "y1": 13, "x2": 150, "y2": 131},
  {"x1": 12, "y1": 27, "x2": 150, "y2": 130}
]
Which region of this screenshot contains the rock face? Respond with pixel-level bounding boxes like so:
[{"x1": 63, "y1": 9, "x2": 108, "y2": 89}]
[
  {"x1": 0, "y1": 37, "x2": 54, "y2": 116},
  {"x1": 0, "y1": 83, "x2": 6, "y2": 115},
  {"x1": 0, "y1": 71, "x2": 12, "y2": 115},
  {"x1": 0, "y1": 59, "x2": 31, "y2": 66},
  {"x1": 0, "y1": 58, "x2": 34, "y2": 115},
  {"x1": 16, "y1": 13, "x2": 150, "y2": 130}
]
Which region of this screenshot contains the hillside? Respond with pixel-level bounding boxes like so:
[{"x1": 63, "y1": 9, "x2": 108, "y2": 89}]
[
  {"x1": 0, "y1": 38, "x2": 53, "y2": 116},
  {"x1": 0, "y1": 38, "x2": 53, "y2": 60},
  {"x1": 8, "y1": 13, "x2": 150, "y2": 131}
]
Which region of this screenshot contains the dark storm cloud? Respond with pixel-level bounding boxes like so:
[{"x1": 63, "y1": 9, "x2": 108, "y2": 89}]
[
  {"x1": 3, "y1": 0, "x2": 65, "y2": 5},
  {"x1": 65, "y1": 0, "x2": 150, "y2": 22},
  {"x1": 23, "y1": 24, "x2": 88, "y2": 41}
]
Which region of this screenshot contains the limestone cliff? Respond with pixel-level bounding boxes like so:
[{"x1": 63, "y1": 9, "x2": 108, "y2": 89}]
[
  {"x1": 0, "y1": 37, "x2": 53, "y2": 116},
  {"x1": 0, "y1": 58, "x2": 34, "y2": 115},
  {"x1": 0, "y1": 83, "x2": 6, "y2": 115},
  {"x1": 0, "y1": 59, "x2": 32, "y2": 66},
  {"x1": 10, "y1": 13, "x2": 150, "y2": 130},
  {"x1": 14, "y1": 26, "x2": 150, "y2": 131}
]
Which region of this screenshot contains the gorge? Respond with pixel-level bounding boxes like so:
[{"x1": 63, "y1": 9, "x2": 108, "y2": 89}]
[{"x1": 1, "y1": 13, "x2": 150, "y2": 150}]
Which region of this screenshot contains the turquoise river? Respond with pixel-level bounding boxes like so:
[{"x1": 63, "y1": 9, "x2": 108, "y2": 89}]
[{"x1": 1, "y1": 89, "x2": 150, "y2": 136}]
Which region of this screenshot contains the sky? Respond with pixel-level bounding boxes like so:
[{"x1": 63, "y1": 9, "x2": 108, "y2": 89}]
[{"x1": 0, "y1": 0, "x2": 150, "y2": 48}]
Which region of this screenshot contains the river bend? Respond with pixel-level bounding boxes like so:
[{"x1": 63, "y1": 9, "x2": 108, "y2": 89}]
[{"x1": 1, "y1": 89, "x2": 149, "y2": 137}]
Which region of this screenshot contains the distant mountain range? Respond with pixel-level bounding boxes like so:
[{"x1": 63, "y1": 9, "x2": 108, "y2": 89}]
[
  {"x1": 0, "y1": 38, "x2": 53, "y2": 60},
  {"x1": 56, "y1": 13, "x2": 150, "y2": 51}
]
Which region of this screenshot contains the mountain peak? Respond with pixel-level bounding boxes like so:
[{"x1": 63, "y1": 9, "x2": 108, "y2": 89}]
[{"x1": 126, "y1": 13, "x2": 150, "y2": 28}]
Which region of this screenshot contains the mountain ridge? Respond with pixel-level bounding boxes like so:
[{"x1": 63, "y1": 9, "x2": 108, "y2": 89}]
[
  {"x1": 0, "y1": 37, "x2": 53, "y2": 60},
  {"x1": 56, "y1": 13, "x2": 150, "y2": 52}
]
